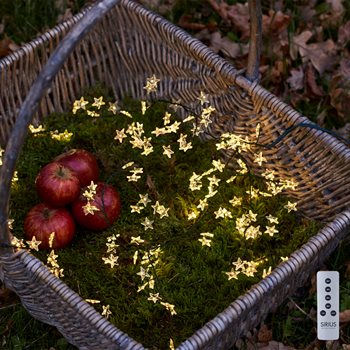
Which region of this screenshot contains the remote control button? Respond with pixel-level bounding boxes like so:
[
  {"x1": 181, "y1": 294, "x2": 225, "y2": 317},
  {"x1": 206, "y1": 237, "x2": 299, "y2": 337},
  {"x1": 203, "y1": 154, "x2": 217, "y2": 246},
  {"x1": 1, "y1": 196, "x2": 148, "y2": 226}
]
[
  {"x1": 331, "y1": 310, "x2": 337, "y2": 316},
  {"x1": 325, "y1": 303, "x2": 331, "y2": 309},
  {"x1": 325, "y1": 278, "x2": 331, "y2": 284},
  {"x1": 325, "y1": 295, "x2": 331, "y2": 301},
  {"x1": 325, "y1": 286, "x2": 331, "y2": 292},
  {"x1": 320, "y1": 310, "x2": 326, "y2": 316}
]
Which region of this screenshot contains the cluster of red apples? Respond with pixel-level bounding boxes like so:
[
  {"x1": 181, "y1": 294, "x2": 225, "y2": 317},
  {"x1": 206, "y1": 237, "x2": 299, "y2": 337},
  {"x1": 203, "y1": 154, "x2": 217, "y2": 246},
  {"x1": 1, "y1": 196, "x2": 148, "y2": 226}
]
[{"x1": 24, "y1": 149, "x2": 121, "y2": 250}]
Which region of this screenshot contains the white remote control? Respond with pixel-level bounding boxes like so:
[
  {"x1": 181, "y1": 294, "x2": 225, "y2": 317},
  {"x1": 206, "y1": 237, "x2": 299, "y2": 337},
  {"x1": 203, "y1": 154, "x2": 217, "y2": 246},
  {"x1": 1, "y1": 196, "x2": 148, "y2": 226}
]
[{"x1": 317, "y1": 271, "x2": 339, "y2": 340}]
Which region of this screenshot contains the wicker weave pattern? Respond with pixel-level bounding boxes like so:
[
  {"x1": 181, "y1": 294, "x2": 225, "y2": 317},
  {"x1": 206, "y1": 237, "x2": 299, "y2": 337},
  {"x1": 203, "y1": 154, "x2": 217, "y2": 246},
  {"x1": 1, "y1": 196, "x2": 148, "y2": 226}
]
[
  {"x1": 0, "y1": 1, "x2": 239, "y2": 147},
  {"x1": 208, "y1": 84, "x2": 350, "y2": 221},
  {"x1": 178, "y1": 210, "x2": 350, "y2": 349},
  {"x1": 1, "y1": 0, "x2": 350, "y2": 349},
  {"x1": 0, "y1": 250, "x2": 145, "y2": 350},
  {"x1": 1, "y1": 210, "x2": 349, "y2": 350},
  {"x1": 0, "y1": 10, "x2": 88, "y2": 145}
]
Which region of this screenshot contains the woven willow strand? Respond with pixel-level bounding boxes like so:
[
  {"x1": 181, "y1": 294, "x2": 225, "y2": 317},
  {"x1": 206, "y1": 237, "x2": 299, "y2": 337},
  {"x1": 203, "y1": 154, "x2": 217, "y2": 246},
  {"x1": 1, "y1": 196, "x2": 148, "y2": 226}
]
[{"x1": 0, "y1": 249, "x2": 144, "y2": 350}]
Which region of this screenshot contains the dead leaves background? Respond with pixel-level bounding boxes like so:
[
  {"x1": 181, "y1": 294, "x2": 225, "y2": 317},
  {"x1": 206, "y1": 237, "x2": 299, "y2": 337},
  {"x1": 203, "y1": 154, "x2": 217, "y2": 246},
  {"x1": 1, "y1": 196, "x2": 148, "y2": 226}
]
[
  {"x1": 161, "y1": 0, "x2": 350, "y2": 131},
  {"x1": 2, "y1": 0, "x2": 349, "y2": 129}
]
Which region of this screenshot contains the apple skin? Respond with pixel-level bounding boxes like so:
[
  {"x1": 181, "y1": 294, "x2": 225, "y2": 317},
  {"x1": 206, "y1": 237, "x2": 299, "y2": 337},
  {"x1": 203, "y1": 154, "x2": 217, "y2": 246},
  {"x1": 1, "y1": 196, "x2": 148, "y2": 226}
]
[
  {"x1": 71, "y1": 182, "x2": 121, "y2": 231},
  {"x1": 54, "y1": 149, "x2": 99, "y2": 187},
  {"x1": 35, "y1": 162, "x2": 80, "y2": 207},
  {"x1": 24, "y1": 203, "x2": 76, "y2": 250}
]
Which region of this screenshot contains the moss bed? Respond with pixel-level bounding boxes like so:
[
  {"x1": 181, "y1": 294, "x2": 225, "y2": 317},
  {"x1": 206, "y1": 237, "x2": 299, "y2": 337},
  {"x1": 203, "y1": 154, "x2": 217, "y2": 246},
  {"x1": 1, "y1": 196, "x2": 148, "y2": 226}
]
[{"x1": 6, "y1": 84, "x2": 320, "y2": 349}]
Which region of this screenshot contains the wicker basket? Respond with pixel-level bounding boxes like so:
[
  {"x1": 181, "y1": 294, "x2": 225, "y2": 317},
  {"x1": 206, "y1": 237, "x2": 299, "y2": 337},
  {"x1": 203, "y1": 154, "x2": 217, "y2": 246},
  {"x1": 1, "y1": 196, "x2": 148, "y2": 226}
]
[{"x1": 1, "y1": 0, "x2": 350, "y2": 349}]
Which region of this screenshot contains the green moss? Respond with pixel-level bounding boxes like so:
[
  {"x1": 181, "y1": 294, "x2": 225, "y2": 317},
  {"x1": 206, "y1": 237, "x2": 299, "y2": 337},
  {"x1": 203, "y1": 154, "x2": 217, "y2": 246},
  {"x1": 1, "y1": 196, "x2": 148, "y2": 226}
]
[{"x1": 6, "y1": 88, "x2": 321, "y2": 349}]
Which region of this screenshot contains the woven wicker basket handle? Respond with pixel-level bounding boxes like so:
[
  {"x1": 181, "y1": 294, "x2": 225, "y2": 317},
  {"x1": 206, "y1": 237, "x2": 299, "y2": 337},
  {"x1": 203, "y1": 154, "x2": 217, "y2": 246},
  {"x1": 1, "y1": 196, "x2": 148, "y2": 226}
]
[
  {"x1": 0, "y1": 0, "x2": 262, "y2": 248},
  {"x1": 246, "y1": 0, "x2": 262, "y2": 81}
]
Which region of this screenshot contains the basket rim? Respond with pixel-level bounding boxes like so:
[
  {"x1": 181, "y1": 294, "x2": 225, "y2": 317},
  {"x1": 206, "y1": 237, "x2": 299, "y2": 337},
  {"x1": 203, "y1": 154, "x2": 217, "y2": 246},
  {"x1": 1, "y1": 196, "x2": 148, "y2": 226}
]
[
  {"x1": 3, "y1": 210, "x2": 350, "y2": 349},
  {"x1": 0, "y1": 249, "x2": 145, "y2": 349},
  {"x1": 0, "y1": 6, "x2": 92, "y2": 70}
]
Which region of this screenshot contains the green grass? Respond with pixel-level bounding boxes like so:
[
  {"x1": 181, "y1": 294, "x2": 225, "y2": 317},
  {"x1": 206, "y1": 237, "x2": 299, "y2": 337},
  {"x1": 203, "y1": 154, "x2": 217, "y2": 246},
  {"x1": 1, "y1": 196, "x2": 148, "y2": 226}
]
[
  {"x1": 260, "y1": 238, "x2": 350, "y2": 349},
  {"x1": 2, "y1": 85, "x2": 321, "y2": 349},
  {"x1": 0, "y1": 306, "x2": 74, "y2": 350},
  {"x1": 0, "y1": 0, "x2": 88, "y2": 43}
]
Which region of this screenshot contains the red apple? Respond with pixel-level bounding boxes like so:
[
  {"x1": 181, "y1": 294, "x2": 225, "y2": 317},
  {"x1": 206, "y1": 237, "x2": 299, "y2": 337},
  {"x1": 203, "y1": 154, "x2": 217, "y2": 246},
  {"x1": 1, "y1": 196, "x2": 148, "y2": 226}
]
[
  {"x1": 24, "y1": 203, "x2": 76, "y2": 250},
  {"x1": 54, "y1": 149, "x2": 99, "y2": 187},
  {"x1": 71, "y1": 182, "x2": 121, "y2": 231},
  {"x1": 35, "y1": 162, "x2": 80, "y2": 207}
]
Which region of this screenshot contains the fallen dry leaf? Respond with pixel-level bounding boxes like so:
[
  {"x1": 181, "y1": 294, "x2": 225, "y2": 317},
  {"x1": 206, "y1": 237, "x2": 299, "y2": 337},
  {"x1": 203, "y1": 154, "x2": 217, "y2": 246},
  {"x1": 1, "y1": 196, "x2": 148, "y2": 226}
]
[
  {"x1": 306, "y1": 64, "x2": 325, "y2": 97},
  {"x1": 309, "y1": 273, "x2": 317, "y2": 295},
  {"x1": 0, "y1": 41, "x2": 11, "y2": 57},
  {"x1": 210, "y1": 31, "x2": 246, "y2": 58},
  {"x1": 54, "y1": 0, "x2": 66, "y2": 13},
  {"x1": 257, "y1": 324, "x2": 273, "y2": 343},
  {"x1": 340, "y1": 309, "x2": 350, "y2": 323},
  {"x1": 235, "y1": 333, "x2": 297, "y2": 350},
  {"x1": 178, "y1": 15, "x2": 207, "y2": 32},
  {"x1": 338, "y1": 21, "x2": 350, "y2": 46},
  {"x1": 194, "y1": 29, "x2": 212, "y2": 48},
  {"x1": 336, "y1": 56, "x2": 350, "y2": 76},
  {"x1": 208, "y1": 0, "x2": 250, "y2": 39},
  {"x1": 262, "y1": 10, "x2": 291, "y2": 36},
  {"x1": 306, "y1": 39, "x2": 337, "y2": 74},
  {"x1": 0, "y1": 36, "x2": 19, "y2": 58},
  {"x1": 208, "y1": 1, "x2": 290, "y2": 63},
  {"x1": 330, "y1": 78, "x2": 350, "y2": 121},
  {"x1": 334, "y1": 123, "x2": 350, "y2": 140},
  {"x1": 290, "y1": 30, "x2": 313, "y2": 61},
  {"x1": 195, "y1": 29, "x2": 248, "y2": 59},
  {"x1": 327, "y1": 0, "x2": 345, "y2": 14},
  {"x1": 269, "y1": 60, "x2": 284, "y2": 85},
  {"x1": 258, "y1": 341, "x2": 296, "y2": 350},
  {"x1": 264, "y1": 11, "x2": 290, "y2": 60},
  {"x1": 288, "y1": 91, "x2": 307, "y2": 110},
  {"x1": 330, "y1": 58, "x2": 350, "y2": 122},
  {"x1": 319, "y1": 0, "x2": 345, "y2": 28},
  {"x1": 304, "y1": 339, "x2": 324, "y2": 350},
  {"x1": 157, "y1": 0, "x2": 178, "y2": 15},
  {"x1": 225, "y1": 3, "x2": 250, "y2": 39},
  {"x1": 291, "y1": 31, "x2": 337, "y2": 74},
  {"x1": 299, "y1": 2, "x2": 317, "y2": 23},
  {"x1": 316, "y1": 109, "x2": 327, "y2": 127},
  {"x1": 287, "y1": 66, "x2": 305, "y2": 91}
]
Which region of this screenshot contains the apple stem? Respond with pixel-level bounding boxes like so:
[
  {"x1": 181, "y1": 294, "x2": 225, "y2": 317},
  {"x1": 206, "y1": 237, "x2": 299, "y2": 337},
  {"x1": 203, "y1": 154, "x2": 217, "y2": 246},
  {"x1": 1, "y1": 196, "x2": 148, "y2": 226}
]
[
  {"x1": 57, "y1": 165, "x2": 66, "y2": 177},
  {"x1": 43, "y1": 208, "x2": 51, "y2": 219}
]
